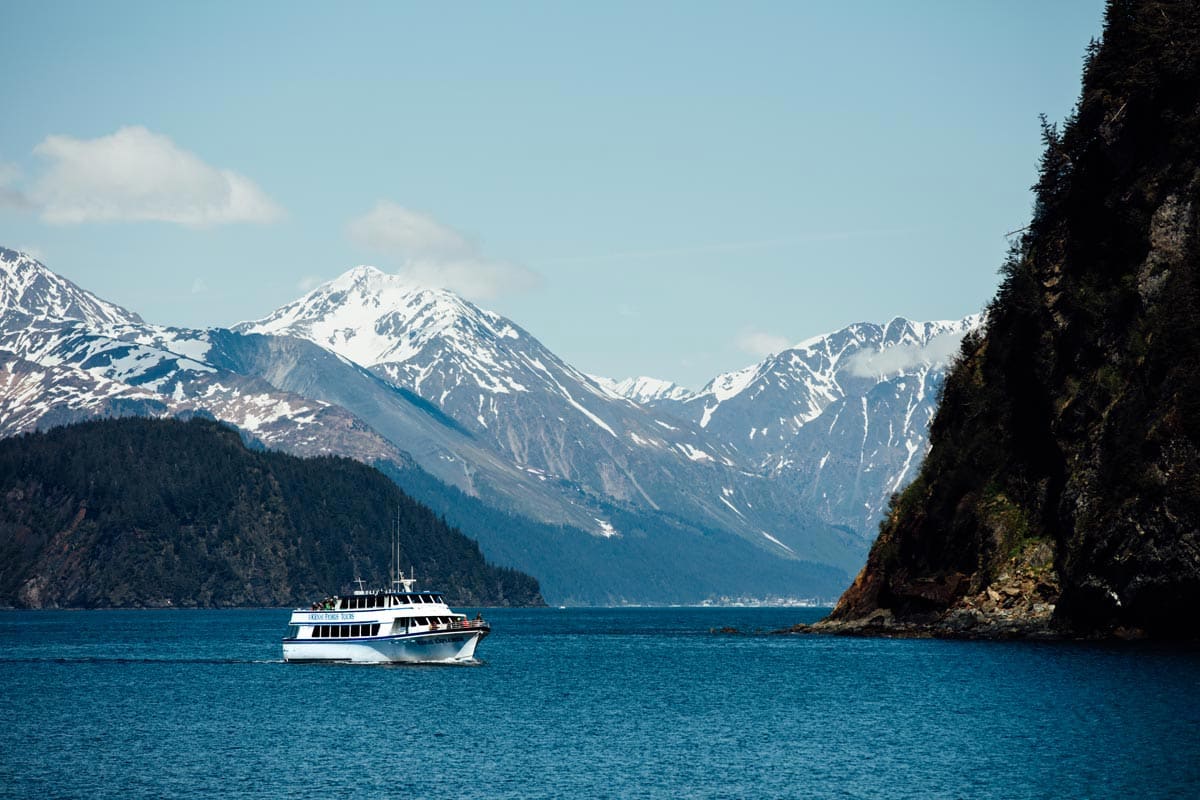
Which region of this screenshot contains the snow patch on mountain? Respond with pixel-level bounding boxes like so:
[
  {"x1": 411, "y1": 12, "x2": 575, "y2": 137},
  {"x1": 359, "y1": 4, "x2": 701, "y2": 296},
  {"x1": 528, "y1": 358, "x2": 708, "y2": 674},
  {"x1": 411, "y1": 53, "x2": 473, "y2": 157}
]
[
  {"x1": 236, "y1": 265, "x2": 521, "y2": 372},
  {"x1": 594, "y1": 375, "x2": 696, "y2": 404}
]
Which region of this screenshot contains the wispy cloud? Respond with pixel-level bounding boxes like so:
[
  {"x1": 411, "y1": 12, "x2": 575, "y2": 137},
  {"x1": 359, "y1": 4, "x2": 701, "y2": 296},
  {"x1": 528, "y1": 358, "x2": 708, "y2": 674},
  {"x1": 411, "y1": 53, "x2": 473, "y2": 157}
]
[
  {"x1": 844, "y1": 330, "x2": 966, "y2": 377},
  {"x1": 545, "y1": 228, "x2": 918, "y2": 265},
  {"x1": 346, "y1": 200, "x2": 540, "y2": 301},
  {"x1": 190, "y1": 277, "x2": 208, "y2": 295},
  {"x1": 297, "y1": 275, "x2": 323, "y2": 292},
  {"x1": 30, "y1": 126, "x2": 284, "y2": 226},
  {"x1": 736, "y1": 329, "x2": 791, "y2": 358},
  {"x1": 348, "y1": 202, "x2": 473, "y2": 260},
  {"x1": 16, "y1": 244, "x2": 46, "y2": 262}
]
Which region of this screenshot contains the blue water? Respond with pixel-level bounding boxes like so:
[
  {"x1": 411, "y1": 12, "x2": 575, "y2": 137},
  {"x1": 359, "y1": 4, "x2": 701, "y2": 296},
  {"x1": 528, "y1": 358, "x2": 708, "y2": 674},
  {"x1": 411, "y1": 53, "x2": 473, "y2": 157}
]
[{"x1": 2, "y1": 608, "x2": 1199, "y2": 799}]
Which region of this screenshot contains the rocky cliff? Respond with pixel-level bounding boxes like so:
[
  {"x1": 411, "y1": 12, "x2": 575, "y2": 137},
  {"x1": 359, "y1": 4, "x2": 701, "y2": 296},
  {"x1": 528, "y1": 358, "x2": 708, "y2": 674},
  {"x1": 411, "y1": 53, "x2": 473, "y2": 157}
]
[{"x1": 814, "y1": 0, "x2": 1200, "y2": 639}]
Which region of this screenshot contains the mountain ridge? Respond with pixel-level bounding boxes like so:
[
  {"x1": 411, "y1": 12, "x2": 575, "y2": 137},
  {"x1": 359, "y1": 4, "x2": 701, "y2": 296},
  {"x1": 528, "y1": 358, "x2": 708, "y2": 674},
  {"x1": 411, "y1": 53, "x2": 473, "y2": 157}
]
[{"x1": 2, "y1": 246, "x2": 976, "y2": 604}]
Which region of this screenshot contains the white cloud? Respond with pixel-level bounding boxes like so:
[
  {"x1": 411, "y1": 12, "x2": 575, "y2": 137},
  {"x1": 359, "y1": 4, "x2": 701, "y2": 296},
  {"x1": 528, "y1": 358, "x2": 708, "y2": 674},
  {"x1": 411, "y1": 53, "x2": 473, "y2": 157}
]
[
  {"x1": 31, "y1": 126, "x2": 283, "y2": 226},
  {"x1": 190, "y1": 277, "x2": 208, "y2": 295},
  {"x1": 737, "y1": 329, "x2": 791, "y2": 358},
  {"x1": 347, "y1": 202, "x2": 473, "y2": 260},
  {"x1": 297, "y1": 275, "x2": 323, "y2": 292},
  {"x1": 845, "y1": 330, "x2": 966, "y2": 377},
  {"x1": 346, "y1": 200, "x2": 540, "y2": 300}
]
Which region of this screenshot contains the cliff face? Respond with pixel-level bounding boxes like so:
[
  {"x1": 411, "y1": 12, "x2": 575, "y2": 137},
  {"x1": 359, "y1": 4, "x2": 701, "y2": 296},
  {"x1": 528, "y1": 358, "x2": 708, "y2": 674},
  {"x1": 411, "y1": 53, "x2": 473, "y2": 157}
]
[{"x1": 820, "y1": 0, "x2": 1200, "y2": 639}]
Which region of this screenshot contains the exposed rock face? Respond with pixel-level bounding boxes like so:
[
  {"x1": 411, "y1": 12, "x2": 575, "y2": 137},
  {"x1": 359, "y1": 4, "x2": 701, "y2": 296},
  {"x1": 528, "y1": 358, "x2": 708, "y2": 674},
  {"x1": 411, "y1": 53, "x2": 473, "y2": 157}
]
[{"x1": 814, "y1": 0, "x2": 1200, "y2": 639}]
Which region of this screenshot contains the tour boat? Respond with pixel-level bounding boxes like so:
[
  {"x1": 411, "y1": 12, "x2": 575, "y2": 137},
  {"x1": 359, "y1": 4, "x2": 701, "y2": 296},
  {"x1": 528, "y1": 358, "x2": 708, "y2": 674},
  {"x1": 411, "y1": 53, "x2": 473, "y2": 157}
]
[{"x1": 282, "y1": 537, "x2": 490, "y2": 664}]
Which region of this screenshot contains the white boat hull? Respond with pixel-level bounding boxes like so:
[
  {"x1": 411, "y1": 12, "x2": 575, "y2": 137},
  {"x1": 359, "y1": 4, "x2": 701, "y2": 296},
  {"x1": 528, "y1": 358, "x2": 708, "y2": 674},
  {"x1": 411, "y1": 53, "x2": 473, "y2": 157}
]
[{"x1": 282, "y1": 629, "x2": 486, "y2": 664}]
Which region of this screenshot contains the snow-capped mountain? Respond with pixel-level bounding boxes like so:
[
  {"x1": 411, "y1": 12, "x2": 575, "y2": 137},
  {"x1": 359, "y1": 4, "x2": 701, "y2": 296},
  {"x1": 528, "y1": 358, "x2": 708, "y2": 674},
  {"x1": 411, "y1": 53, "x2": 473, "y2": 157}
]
[
  {"x1": 0, "y1": 349, "x2": 168, "y2": 433},
  {"x1": 593, "y1": 375, "x2": 697, "y2": 404},
  {"x1": 0, "y1": 251, "x2": 858, "y2": 601},
  {"x1": 684, "y1": 317, "x2": 979, "y2": 456},
  {"x1": 0, "y1": 247, "x2": 142, "y2": 329},
  {"x1": 0, "y1": 252, "x2": 441, "y2": 471},
  {"x1": 237, "y1": 266, "x2": 840, "y2": 561},
  {"x1": 0, "y1": 247, "x2": 979, "y2": 603},
  {"x1": 611, "y1": 316, "x2": 982, "y2": 535}
]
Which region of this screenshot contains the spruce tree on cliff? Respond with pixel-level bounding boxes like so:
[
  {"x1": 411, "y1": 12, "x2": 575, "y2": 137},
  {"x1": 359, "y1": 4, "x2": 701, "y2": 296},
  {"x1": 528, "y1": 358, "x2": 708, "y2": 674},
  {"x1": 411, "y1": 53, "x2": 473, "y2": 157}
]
[{"x1": 820, "y1": 0, "x2": 1200, "y2": 639}]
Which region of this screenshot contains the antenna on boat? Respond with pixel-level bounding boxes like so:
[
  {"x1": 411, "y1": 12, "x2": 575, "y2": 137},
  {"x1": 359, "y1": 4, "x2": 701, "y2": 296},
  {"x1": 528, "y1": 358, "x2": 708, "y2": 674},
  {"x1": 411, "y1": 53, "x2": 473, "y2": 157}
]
[
  {"x1": 390, "y1": 508, "x2": 398, "y2": 592},
  {"x1": 388, "y1": 510, "x2": 416, "y2": 592}
]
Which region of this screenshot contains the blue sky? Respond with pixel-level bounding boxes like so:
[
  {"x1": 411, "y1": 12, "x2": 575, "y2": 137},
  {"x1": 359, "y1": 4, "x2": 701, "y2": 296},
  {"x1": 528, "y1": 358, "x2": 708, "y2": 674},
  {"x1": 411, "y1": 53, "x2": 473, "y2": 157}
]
[{"x1": 1, "y1": 1, "x2": 1104, "y2": 388}]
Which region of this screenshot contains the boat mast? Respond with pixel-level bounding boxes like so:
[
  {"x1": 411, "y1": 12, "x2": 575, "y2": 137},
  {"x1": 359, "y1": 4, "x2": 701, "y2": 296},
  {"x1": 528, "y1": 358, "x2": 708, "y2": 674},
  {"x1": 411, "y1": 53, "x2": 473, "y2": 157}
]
[
  {"x1": 388, "y1": 509, "x2": 417, "y2": 593},
  {"x1": 390, "y1": 509, "x2": 399, "y2": 592}
]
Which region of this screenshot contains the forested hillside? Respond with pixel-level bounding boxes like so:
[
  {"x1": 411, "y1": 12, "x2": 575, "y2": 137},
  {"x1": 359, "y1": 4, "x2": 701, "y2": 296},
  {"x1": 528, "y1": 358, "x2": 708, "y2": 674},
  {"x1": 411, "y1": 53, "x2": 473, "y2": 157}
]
[
  {"x1": 0, "y1": 417, "x2": 542, "y2": 608},
  {"x1": 819, "y1": 0, "x2": 1200, "y2": 639}
]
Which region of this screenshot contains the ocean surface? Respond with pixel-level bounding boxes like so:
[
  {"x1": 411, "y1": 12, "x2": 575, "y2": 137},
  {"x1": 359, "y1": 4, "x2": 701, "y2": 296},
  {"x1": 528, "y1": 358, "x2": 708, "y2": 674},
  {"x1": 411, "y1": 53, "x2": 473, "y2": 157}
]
[{"x1": 2, "y1": 607, "x2": 1198, "y2": 799}]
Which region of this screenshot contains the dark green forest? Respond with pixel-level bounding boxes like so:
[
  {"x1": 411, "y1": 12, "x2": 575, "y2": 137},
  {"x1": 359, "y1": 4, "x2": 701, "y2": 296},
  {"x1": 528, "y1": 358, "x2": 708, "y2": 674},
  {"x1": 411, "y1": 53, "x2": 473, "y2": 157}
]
[{"x1": 0, "y1": 417, "x2": 542, "y2": 608}]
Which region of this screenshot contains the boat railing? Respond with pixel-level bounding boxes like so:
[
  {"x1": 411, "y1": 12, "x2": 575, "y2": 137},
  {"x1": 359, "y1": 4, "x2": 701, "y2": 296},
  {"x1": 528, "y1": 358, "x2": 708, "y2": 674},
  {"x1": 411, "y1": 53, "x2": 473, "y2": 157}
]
[{"x1": 432, "y1": 619, "x2": 488, "y2": 631}]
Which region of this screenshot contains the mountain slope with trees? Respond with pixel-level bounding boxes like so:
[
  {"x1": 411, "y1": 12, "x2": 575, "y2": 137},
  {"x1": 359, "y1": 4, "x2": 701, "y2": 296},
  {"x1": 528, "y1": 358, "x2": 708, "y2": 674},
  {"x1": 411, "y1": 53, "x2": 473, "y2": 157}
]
[
  {"x1": 817, "y1": 0, "x2": 1200, "y2": 639},
  {"x1": 0, "y1": 417, "x2": 543, "y2": 608}
]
